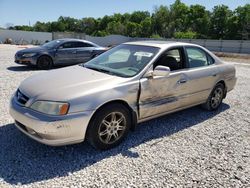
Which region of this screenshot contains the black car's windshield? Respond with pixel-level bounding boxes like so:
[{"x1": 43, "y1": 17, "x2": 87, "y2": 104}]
[
  {"x1": 42, "y1": 40, "x2": 63, "y2": 49},
  {"x1": 84, "y1": 44, "x2": 159, "y2": 77}
]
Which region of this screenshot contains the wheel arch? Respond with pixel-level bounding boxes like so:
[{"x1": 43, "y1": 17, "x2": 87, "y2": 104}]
[
  {"x1": 216, "y1": 80, "x2": 227, "y2": 98},
  {"x1": 87, "y1": 100, "x2": 138, "y2": 132},
  {"x1": 37, "y1": 54, "x2": 54, "y2": 65}
]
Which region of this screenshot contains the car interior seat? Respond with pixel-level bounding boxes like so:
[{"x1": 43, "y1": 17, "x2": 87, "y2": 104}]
[{"x1": 156, "y1": 55, "x2": 179, "y2": 71}]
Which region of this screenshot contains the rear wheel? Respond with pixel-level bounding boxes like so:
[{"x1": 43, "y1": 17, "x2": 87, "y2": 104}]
[
  {"x1": 86, "y1": 104, "x2": 131, "y2": 150},
  {"x1": 202, "y1": 83, "x2": 225, "y2": 111},
  {"x1": 37, "y1": 56, "x2": 53, "y2": 69}
]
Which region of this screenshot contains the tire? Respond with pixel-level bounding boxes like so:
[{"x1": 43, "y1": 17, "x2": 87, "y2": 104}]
[
  {"x1": 37, "y1": 55, "x2": 53, "y2": 69},
  {"x1": 202, "y1": 83, "x2": 225, "y2": 111},
  {"x1": 86, "y1": 103, "x2": 131, "y2": 150}
]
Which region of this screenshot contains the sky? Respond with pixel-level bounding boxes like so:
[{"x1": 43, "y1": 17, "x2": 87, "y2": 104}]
[{"x1": 0, "y1": 0, "x2": 249, "y2": 28}]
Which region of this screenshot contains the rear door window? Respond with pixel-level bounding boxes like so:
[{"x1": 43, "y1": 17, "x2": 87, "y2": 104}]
[
  {"x1": 186, "y1": 47, "x2": 214, "y2": 68},
  {"x1": 75, "y1": 42, "x2": 94, "y2": 48},
  {"x1": 61, "y1": 42, "x2": 77, "y2": 49}
]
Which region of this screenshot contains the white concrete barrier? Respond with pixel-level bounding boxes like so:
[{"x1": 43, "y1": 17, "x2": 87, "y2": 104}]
[
  {"x1": 0, "y1": 29, "x2": 52, "y2": 44},
  {"x1": 0, "y1": 29, "x2": 249, "y2": 54}
]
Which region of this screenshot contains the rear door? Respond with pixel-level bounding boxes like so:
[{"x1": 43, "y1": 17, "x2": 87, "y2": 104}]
[
  {"x1": 179, "y1": 46, "x2": 219, "y2": 106},
  {"x1": 75, "y1": 42, "x2": 95, "y2": 63},
  {"x1": 55, "y1": 42, "x2": 78, "y2": 64}
]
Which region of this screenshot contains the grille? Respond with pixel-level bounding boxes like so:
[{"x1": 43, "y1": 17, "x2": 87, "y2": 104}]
[{"x1": 15, "y1": 89, "x2": 29, "y2": 105}]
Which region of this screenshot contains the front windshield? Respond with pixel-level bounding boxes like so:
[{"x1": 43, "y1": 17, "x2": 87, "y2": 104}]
[
  {"x1": 84, "y1": 44, "x2": 159, "y2": 77},
  {"x1": 42, "y1": 40, "x2": 62, "y2": 49}
]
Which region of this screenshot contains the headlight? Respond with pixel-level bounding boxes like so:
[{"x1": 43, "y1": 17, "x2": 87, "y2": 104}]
[
  {"x1": 30, "y1": 101, "x2": 69, "y2": 115},
  {"x1": 22, "y1": 53, "x2": 37, "y2": 58}
]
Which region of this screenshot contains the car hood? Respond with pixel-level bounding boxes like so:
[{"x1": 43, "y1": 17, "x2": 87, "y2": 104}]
[
  {"x1": 17, "y1": 46, "x2": 46, "y2": 54},
  {"x1": 19, "y1": 65, "x2": 126, "y2": 102}
]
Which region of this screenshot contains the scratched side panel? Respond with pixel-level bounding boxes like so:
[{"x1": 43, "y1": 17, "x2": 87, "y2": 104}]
[{"x1": 139, "y1": 73, "x2": 185, "y2": 119}]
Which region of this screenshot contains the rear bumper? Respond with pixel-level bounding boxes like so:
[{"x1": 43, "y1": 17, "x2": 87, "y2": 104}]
[
  {"x1": 9, "y1": 97, "x2": 94, "y2": 146},
  {"x1": 226, "y1": 77, "x2": 237, "y2": 92}
]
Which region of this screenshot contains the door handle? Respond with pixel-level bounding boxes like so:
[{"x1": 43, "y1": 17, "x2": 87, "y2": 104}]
[
  {"x1": 72, "y1": 51, "x2": 77, "y2": 54},
  {"x1": 177, "y1": 79, "x2": 187, "y2": 84}
]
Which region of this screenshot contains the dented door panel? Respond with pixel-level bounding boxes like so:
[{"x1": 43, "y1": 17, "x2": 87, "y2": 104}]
[{"x1": 139, "y1": 72, "x2": 188, "y2": 119}]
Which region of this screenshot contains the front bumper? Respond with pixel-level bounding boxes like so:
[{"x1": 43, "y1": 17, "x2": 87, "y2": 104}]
[
  {"x1": 9, "y1": 97, "x2": 94, "y2": 146},
  {"x1": 14, "y1": 55, "x2": 37, "y2": 65}
]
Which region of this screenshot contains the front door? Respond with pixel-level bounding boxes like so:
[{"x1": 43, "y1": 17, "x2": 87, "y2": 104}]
[
  {"x1": 139, "y1": 47, "x2": 189, "y2": 119},
  {"x1": 55, "y1": 42, "x2": 78, "y2": 64},
  {"x1": 139, "y1": 70, "x2": 189, "y2": 119}
]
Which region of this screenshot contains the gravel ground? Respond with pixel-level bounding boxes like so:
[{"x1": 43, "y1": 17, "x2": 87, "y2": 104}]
[{"x1": 0, "y1": 45, "x2": 249, "y2": 188}]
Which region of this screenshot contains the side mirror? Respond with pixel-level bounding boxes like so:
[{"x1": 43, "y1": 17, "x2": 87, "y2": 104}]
[{"x1": 153, "y1": 66, "x2": 170, "y2": 77}]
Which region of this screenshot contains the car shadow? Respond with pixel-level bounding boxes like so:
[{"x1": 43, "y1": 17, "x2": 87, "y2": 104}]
[
  {"x1": 0, "y1": 104, "x2": 230, "y2": 185},
  {"x1": 7, "y1": 65, "x2": 40, "y2": 72},
  {"x1": 7, "y1": 64, "x2": 79, "y2": 72}
]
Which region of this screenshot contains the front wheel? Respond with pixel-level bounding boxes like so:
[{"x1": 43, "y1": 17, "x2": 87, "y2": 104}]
[
  {"x1": 202, "y1": 83, "x2": 225, "y2": 111},
  {"x1": 86, "y1": 104, "x2": 131, "y2": 150},
  {"x1": 37, "y1": 56, "x2": 53, "y2": 69}
]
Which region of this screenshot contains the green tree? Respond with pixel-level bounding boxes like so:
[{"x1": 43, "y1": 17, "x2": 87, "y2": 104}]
[
  {"x1": 152, "y1": 5, "x2": 171, "y2": 37},
  {"x1": 235, "y1": 4, "x2": 250, "y2": 39},
  {"x1": 169, "y1": 0, "x2": 190, "y2": 33},
  {"x1": 174, "y1": 31, "x2": 197, "y2": 39},
  {"x1": 140, "y1": 17, "x2": 152, "y2": 37},
  {"x1": 106, "y1": 21, "x2": 126, "y2": 35},
  {"x1": 130, "y1": 11, "x2": 150, "y2": 24},
  {"x1": 209, "y1": 5, "x2": 232, "y2": 39},
  {"x1": 34, "y1": 21, "x2": 49, "y2": 32},
  {"x1": 126, "y1": 22, "x2": 142, "y2": 37},
  {"x1": 8, "y1": 2, "x2": 249, "y2": 40},
  {"x1": 188, "y1": 5, "x2": 210, "y2": 38},
  {"x1": 80, "y1": 17, "x2": 97, "y2": 35}
]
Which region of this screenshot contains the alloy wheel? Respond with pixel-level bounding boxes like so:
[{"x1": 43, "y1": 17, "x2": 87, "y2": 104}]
[
  {"x1": 211, "y1": 87, "x2": 223, "y2": 109},
  {"x1": 98, "y1": 112, "x2": 126, "y2": 144}
]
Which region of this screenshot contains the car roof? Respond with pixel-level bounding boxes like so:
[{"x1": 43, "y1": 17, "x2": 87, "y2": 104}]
[
  {"x1": 124, "y1": 40, "x2": 199, "y2": 49},
  {"x1": 56, "y1": 38, "x2": 99, "y2": 46}
]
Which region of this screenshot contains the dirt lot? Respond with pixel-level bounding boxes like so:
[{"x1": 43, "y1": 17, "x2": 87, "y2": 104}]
[{"x1": 0, "y1": 45, "x2": 249, "y2": 187}]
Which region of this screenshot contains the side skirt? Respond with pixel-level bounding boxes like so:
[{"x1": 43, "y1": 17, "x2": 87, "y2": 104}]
[{"x1": 137, "y1": 100, "x2": 206, "y2": 123}]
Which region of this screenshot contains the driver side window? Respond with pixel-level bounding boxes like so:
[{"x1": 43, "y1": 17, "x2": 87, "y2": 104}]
[{"x1": 154, "y1": 48, "x2": 185, "y2": 71}]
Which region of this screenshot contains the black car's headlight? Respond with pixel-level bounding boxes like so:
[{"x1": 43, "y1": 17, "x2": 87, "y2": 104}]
[
  {"x1": 22, "y1": 53, "x2": 37, "y2": 58},
  {"x1": 30, "y1": 101, "x2": 69, "y2": 115}
]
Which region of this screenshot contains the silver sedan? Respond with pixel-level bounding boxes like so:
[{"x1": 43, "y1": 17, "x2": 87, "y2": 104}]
[{"x1": 10, "y1": 41, "x2": 237, "y2": 150}]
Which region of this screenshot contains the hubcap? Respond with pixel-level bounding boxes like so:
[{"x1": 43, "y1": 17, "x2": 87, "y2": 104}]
[
  {"x1": 98, "y1": 112, "x2": 126, "y2": 144},
  {"x1": 211, "y1": 87, "x2": 223, "y2": 108}
]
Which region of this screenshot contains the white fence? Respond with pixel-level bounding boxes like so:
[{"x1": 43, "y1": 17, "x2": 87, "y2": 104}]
[
  {"x1": 169, "y1": 38, "x2": 250, "y2": 54},
  {"x1": 0, "y1": 29, "x2": 249, "y2": 54},
  {"x1": 86, "y1": 35, "x2": 250, "y2": 54},
  {"x1": 0, "y1": 29, "x2": 52, "y2": 45}
]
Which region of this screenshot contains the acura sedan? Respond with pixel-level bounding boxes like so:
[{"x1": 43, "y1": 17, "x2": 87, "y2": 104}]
[
  {"x1": 10, "y1": 41, "x2": 237, "y2": 150},
  {"x1": 14, "y1": 39, "x2": 107, "y2": 69}
]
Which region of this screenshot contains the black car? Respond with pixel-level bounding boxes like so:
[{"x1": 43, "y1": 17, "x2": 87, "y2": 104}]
[{"x1": 15, "y1": 39, "x2": 107, "y2": 69}]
